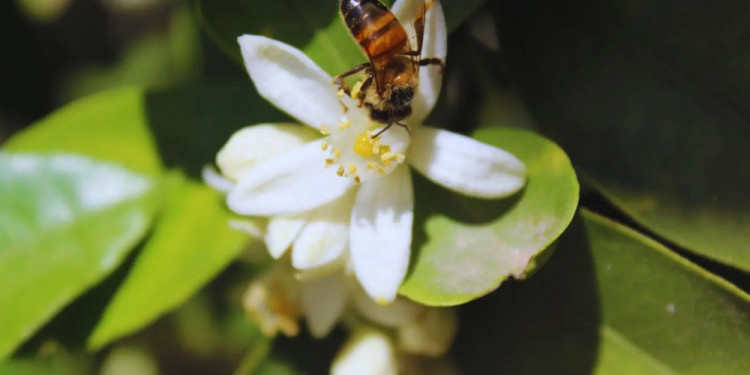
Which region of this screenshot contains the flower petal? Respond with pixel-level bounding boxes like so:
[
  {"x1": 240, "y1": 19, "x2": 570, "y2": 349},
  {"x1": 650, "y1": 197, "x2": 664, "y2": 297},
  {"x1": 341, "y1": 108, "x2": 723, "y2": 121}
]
[
  {"x1": 238, "y1": 35, "x2": 344, "y2": 130},
  {"x1": 392, "y1": 0, "x2": 447, "y2": 124},
  {"x1": 265, "y1": 213, "x2": 307, "y2": 258},
  {"x1": 202, "y1": 165, "x2": 234, "y2": 193},
  {"x1": 217, "y1": 123, "x2": 319, "y2": 181},
  {"x1": 228, "y1": 219, "x2": 264, "y2": 238},
  {"x1": 408, "y1": 126, "x2": 527, "y2": 198},
  {"x1": 227, "y1": 139, "x2": 354, "y2": 216},
  {"x1": 292, "y1": 195, "x2": 352, "y2": 270},
  {"x1": 331, "y1": 328, "x2": 397, "y2": 375},
  {"x1": 300, "y1": 271, "x2": 347, "y2": 338},
  {"x1": 350, "y1": 165, "x2": 413, "y2": 304}
]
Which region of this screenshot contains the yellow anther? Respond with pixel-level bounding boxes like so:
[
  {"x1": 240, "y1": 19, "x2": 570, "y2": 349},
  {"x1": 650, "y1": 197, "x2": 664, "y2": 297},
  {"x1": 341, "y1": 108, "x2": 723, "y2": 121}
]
[
  {"x1": 380, "y1": 152, "x2": 396, "y2": 163},
  {"x1": 353, "y1": 132, "x2": 374, "y2": 158},
  {"x1": 333, "y1": 148, "x2": 342, "y2": 158},
  {"x1": 336, "y1": 89, "x2": 345, "y2": 97},
  {"x1": 338, "y1": 120, "x2": 351, "y2": 130},
  {"x1": 366, "y1": 162, "x2": 386, "y2": 175},
  {"x1": 320, "y1": 125, "x2": 330, "y2": 135},
  {"x1": 379, "y1": 145, "x2": 391, "y2": 155},
  {"x1": 394, "y1": 153, "x2": 406, "y2": 164},
  {"x1": 371, "y1": 139, "x2": 381, "y2": 155},
  {"x1": 321, "y1": 141, "x2": 329, "y2": 151},
  {"x1": 325, "y1": 158, "x2": 334, "y2": 167},
  {"x1": 337, "y1": 165, "x2": 346, "y2": 177},
  {"x1": 354, "y1": 175, "x2": 361, "y2": 184},
  {"x1": 348, "y1": 163, "x2": 357, "y2": 174}
]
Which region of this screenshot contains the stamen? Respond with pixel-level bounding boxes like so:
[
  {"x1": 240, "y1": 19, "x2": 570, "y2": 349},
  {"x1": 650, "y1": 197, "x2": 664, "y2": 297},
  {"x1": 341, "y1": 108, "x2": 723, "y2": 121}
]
[
  {"x1": 338, "y1": 120, "x2": 351, "y2": 130},
  {"x1": 336, "y1": 89, "x2": 345, "y2": 97},
  {"x1": 348, "y1": 163, "x2": 357, "y2": 174},
  {"x1": 333, "y1": 148, "x2": 342, "y2": 158},
  {"x1": 380, "y1": 152, "x2": 396, "y2": 164},
  {"x1": 337, "y1": 165, "x2": 346, "y2": 177},
  {"x1": 354, "y1": 175, "x2": 361, "y2": 184},
  {"x1": 321, "y1": 141, "x2": 329, "y2": 151},
  {"x1": 366, "y1": 162, "x2": 386, "y2": 175},
  {"x1": 371, "y1": 139, "x2": 381, "y2": 155},
  {"x1": 324, "y1": 158, "x2": 334, "y2": 168},
  {"x1": 320, "y1": 125, "x2": 330, "y2": 136},
  {"x1": 353, "y1": 132, "x2": 374, "y2": 158}
]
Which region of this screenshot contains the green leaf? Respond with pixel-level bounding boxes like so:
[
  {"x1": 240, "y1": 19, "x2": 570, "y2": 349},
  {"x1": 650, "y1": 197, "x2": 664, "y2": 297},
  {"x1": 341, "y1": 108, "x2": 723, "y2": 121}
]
[
  {"x1": 4, "y1": 88, "x2": 163, "y2": 176},
  {"x1": 0, "y1": 350, "x2": 92, "y2": 375},
  {"x1": 196, "y1": 0, "x2": 491, "y2": 75},
  {"x1": 400, "y1": 127, "x2": 579, "y2": 305},
  {"x1": 453, "y1": 210, "x2": 750, "y2": 374},
  {"x1": 87, "y1": 173, "x2": 248, "y2": 349},
  {"x1": 496, "y1": 0, "x2": 750, "y2": 271},
  {"x1": 0, "y1": 153, "x2": 159, "y2": 358}
]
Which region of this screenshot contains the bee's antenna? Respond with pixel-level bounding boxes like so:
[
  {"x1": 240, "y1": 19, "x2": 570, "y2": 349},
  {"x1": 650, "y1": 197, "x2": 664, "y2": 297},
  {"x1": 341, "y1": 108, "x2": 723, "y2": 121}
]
[{"x1": 371, "y1": 122, "x2": 411, "y2": 139}]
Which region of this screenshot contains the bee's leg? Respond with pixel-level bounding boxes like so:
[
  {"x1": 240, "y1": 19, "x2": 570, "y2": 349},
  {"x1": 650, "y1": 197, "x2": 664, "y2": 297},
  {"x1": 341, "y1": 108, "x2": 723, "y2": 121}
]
[
  {"x1": 419, "y1": 58, "x2": 445, "y2": 73},
  {"x1": 333, "y1": 62, "x2": 372, "y2": 95},
  {"x1": 334, "y1": 63, "x2": 371, "y2": 112},
  {"x1": 354, "y1": 76, "x2": 373, "y2": 108}
]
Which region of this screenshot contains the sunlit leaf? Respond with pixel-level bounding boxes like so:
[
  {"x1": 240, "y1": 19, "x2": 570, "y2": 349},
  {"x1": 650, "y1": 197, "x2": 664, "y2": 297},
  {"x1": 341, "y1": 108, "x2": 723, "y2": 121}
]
[
  {"x1": 400, "y1": 127, "x2": 579, "y2": 305},
  {"x1": 87, "y1": 174, "x2": 248, "y2": 349},
  {"x1": 454, "y1": 210, "x2": 750, "y2": 374},
  {"x1": 4, "y1": 88, "x2": 163, "y2": 176},
  {"x1": 0, "y1": 153, "x2": 159, "y2": 358},
  {"x1": 497, "y1": 0, "x2": 750, "y2": 271}
]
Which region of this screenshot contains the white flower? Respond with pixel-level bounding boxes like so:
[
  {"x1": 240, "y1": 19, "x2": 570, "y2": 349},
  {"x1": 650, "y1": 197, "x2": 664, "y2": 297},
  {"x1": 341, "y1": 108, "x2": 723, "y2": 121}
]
[
  {"x1": 210, "y1": 0, "x2": 526, "y2": 304},
  {"x1": 239, "y1": 260, "x2": 458, "y2": 351}
]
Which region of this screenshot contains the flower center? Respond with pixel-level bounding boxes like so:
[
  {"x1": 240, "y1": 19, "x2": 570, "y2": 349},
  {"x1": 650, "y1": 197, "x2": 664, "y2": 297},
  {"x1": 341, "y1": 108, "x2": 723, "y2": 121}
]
[{"x1": 320, "y1": 115, "x2": 410, "y2": 184}]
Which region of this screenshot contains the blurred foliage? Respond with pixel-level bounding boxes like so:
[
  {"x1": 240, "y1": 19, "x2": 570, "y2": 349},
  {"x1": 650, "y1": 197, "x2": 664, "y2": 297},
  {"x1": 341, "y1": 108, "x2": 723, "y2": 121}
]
[{"x1": 0, "y1": 0, "x2": 748, "y2": 374}]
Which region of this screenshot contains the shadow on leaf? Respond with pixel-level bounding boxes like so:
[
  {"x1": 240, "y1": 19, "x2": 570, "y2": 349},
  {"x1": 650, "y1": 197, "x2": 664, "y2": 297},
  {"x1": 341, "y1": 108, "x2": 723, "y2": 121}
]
[{"x1": 452, "y1": 214, "x2": 601, "y2": 374}]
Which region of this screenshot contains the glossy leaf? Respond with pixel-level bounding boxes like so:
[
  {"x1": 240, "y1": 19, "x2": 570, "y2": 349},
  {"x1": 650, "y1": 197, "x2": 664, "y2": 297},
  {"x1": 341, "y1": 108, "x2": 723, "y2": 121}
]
[
  {"x1": 4, "y1": 88, "x2": 163, "y2": 176},
  {"x1": 454, "y1": 210, "x2": 750, "y2": 374},
  {"x1": 400, "y1": 127, "x2": 579, "y2": 305},
  {"x1": 87, "y1": 174, "x2": 248, "y2": 349},
  {"x1": 0, "y1": 153, "x2": 159, "y2": 358},
  {"x1": 196, "y1": 0, "x2": 490, "y2": 75},
  {"x1": 497, "y1": 0, "x2": 750, "y2": 271}
]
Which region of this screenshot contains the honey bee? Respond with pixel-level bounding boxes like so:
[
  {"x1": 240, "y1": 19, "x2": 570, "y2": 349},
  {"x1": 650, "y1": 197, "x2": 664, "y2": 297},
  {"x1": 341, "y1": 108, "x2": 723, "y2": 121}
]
[{"x1": 335, "y1": 0, "x2": 444, "y2": 138}]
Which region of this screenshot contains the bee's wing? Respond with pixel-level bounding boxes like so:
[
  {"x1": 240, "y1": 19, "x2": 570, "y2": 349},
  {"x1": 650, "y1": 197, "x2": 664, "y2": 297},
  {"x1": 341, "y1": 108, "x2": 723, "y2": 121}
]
[{"x1": 392, "y1": 0, "x2": 432, "y2": 58}]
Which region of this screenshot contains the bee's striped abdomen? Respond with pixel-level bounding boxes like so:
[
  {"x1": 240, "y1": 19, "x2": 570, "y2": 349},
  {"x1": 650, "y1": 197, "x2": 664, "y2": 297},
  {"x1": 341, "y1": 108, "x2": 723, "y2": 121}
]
[{"x1": 340, "y1": 0, "x2": 409, "y2": 65}]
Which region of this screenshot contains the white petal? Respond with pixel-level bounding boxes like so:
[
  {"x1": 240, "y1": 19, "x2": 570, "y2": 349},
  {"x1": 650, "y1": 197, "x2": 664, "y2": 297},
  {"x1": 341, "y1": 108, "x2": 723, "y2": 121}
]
[
  {"x1": 217, "y1": 123, "x2": 319, "y2": 181},
  {"x1": 392, "y1": 0, "x2": 447, "y2": 123},
  {"x1": 238, "y1": 35, "x2": 343, "y2": 130},
  {"x1": 300, "y1": 271, "x2": 347, "y2": 338},
  {"x1": 265, "y1": 214, "x2": 308, "y2": 258},
  {"x1": 228, "y1": 219, "x2": 264, "y2": 238},
  {"x1": 331, "y1": 328, "x2": 398, "y2": 375},
  {"x1": 227, "y1": 139, "x2": 354, "y2": 216},
  {"x1": 292, "y1": 195, "x2": 352, "y2": 270},
  {"x1": 202, "y1": 165, "x2": 234, "y2": 193},
  {"x1": 408, "y1": 126, "x2": 527, "y2": 198},
  {"x1": 350, "y1": 166, "x2": 413, "y2": 304},
  {"x1": 397, "y1": 307, "x2": 458, "y2": 357},
  {"x1": 352, "y1": 284, "x2": 424, "y2": 328}
]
